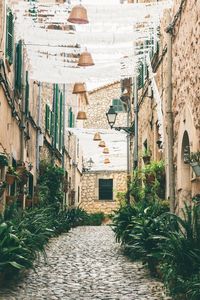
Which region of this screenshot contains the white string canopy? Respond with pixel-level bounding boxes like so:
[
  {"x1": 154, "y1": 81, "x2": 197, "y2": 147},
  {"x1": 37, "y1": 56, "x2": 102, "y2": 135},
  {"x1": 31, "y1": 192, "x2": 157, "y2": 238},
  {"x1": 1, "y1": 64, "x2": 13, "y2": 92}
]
[{"x1": 10, "y1": 0, "x2": 172, "y2": 84}]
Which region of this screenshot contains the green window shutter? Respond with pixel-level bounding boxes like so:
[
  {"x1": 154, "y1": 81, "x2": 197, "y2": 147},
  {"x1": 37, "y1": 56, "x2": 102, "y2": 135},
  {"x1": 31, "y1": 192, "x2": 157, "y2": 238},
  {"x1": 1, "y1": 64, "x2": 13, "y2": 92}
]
[
  {"x1": 50, "y1": 111, "x2": 54, "y2": 136},
  {"x1": 69, "y1": 107, "x2": 73, "y2": 128},
  {"x1": 112, "y1": 99, "x2": 124, "y2": 112},
  {"x1": 137, "y1": 62, "x2": 144, "y2": 90},
  {"x1": 59, "y1": 93, "x2": 63, "y2": 150},
  {"x1": 6, "y1": 10, "x2": 14, "y2": 64},
  {"x1": 45, "y1": 104, "x2": 50, "y2": 131},
  {"x1": 25, "y1": 71, "x2": 29, "y2": 117},
  {"x1": 15, "y1": 40, "x2": 22, "y2": 95},
  {"x1": 72, "y1": 112, "x2": 75, "y2": 128},
  {"x1": 55, "y1": 84, "x2": 59, "y2": 148},
  {"x1": 99, "y1": 179, "x2": 113, "y2": 200}
]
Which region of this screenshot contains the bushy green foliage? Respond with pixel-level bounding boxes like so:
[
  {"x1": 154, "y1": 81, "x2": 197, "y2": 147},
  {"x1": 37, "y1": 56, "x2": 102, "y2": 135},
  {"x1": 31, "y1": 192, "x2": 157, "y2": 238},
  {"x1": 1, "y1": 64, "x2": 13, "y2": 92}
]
[
  {"x1": 130, "y1": 160, "x2": 165, "y2": 202},
  {"x1": 112, "y1": 200, "x2": 200, "y2": 299},
  {"x1": 0, "y1": 203, "x2": 104, "y2": 279},
  {"x1": 38, "y1": 160, "x2": 64, "y2": 205}
]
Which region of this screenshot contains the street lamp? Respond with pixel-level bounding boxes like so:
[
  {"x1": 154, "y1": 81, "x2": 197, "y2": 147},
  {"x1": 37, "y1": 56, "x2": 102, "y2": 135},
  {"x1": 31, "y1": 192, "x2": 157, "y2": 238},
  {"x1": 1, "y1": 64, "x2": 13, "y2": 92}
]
[
  {"x1": 106, "y1": 105, "x2": 134, "y2": 134},
  {"x1": 83, "y1": 157, "x2": 94, "y2": 172}
]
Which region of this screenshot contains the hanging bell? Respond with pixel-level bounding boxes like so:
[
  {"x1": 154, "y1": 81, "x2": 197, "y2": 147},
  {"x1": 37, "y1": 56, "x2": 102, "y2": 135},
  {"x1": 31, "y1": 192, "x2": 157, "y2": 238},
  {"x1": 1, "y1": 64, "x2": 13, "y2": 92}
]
[
  {"x1": 73, "y1": 83, "x2": 87, "y2": 94},
  {"x1": 78, "y1": 50, "x2": 94, "y2": 67},
  {"x1": 67, "y1": 4, "x2": 89, "y2": 24},
  {"x1": 103, "y1": 147, "x2": 109, "y2": 154},
  {"x1": 99, "y1": 140, "x2": 106, "y2": 148},
  {"x1": 76, "y1": 111, "x2": 87, "y2": 120},
  {"x1": 93, "y1": 132, "x2": 101, "y2": 141},
  {"x1": 104, "y1": 158, "x2": 110, "y2": 164}
]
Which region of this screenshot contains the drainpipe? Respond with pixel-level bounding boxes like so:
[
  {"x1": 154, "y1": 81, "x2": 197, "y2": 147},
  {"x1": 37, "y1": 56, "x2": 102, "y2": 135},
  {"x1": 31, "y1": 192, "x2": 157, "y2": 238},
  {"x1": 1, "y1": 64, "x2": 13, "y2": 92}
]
[
  {"x1": 133, "y1": 75, "x2": 138, "y2": 169},
  {"x1": 166, "y1": 10, "x2": 175, "y2": 213},
  {"x1": 36, "y1": 82, "x2": 41, "y2": 173}
]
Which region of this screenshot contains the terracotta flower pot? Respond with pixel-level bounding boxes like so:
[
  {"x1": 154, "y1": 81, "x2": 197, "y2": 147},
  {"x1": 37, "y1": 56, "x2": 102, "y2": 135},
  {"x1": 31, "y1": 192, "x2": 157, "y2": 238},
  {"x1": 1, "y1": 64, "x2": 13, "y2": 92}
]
[{"x1": 6, "y1": 174, "x2": 16, "y2": 185}]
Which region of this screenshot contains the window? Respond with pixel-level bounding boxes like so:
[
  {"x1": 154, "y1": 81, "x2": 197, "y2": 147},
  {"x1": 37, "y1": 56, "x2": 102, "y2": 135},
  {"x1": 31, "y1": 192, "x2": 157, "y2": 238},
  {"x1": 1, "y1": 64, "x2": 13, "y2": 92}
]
[
  {"x1": 59, "y1": 92, "x2": 63, "y2": 150},
  {"x1": 68, "y1": 107, "x2": 74, "y2": 128},
  {"x1": 25, "y1": 71, "x2": 29, "y2": 116},
  {"x1": 15, "y1": 40, "x2": 22, "y2": 95},
  {"x1": 6, "y1": 9, "x2": 14, "y2": 64},
  {"x1": 99, "y1": 179, "x2": 113, "y2": 201},
  {"x1": 45, "y1": 104, "x2": 51, "y2": 132},
  {"x1": 112, "y1": 99, "x2": 125, "y2": 112}
]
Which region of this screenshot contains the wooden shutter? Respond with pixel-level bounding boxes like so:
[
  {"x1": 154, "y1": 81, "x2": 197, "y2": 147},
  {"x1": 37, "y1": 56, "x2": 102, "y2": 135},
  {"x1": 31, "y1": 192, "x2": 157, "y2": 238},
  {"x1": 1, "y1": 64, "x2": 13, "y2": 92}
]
[
  {"x1": 55, "y1": 84, "x2": 59, "y2": 148},
  {"x1": 25, "y1": 71, "x2": 29, "y2": 116},
  {"x1": 6, "y1": 10, "x2": 14, "y2": 64},
  {"x1": 50, "y1": 111, "x2": 54, "y2": 136},
  {"x1": 99, "y1": 179, "x2": 113, "y2": 200},
  {"x1": 45, "y1": 104, "x2": 50, "y2": 131},
  {"x1": 15, "y1": 40, "x2": 22, "y2": 95},
  {"x1": 59, "y1": 92, "x2": 63, "y2": 150},
  {"x1": 112, "y1": 99, "x2": 124, "y2": 112},
  {"x1": 137, "y1": 62, "x2": 144, "y2": 90}
]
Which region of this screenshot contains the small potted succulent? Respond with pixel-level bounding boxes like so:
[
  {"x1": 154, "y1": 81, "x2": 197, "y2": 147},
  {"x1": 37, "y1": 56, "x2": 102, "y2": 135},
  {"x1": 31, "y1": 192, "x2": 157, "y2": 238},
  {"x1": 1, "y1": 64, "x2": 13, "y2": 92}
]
[
  {"x1": 189, "y1": 151, "x2": 200, "y2": 177},
  {"x1": 6, "y1": 166, "x2": 18, "y2": 185}
]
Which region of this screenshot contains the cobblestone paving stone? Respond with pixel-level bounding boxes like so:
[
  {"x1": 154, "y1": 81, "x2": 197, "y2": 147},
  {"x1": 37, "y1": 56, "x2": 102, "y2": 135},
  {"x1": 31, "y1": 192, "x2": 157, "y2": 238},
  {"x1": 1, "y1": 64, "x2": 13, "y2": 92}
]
[{"x1": 0, "y1": 226, "x2": 172, "y2": 300}]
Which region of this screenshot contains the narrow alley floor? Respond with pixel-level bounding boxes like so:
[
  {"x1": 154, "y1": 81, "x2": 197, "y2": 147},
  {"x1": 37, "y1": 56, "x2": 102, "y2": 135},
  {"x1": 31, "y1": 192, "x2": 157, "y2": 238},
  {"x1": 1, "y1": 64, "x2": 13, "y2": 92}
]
[{"x1": 0, "y1": 226, "x2": 171, "y2": 300}]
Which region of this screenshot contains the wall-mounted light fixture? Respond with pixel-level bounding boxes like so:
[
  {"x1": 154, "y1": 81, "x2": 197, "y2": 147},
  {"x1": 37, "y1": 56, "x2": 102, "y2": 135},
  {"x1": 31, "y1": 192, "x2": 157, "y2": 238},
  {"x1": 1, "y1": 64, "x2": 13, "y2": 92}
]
[{"x1": 106, "y1": 105, "x2": 134, "y2": 134}]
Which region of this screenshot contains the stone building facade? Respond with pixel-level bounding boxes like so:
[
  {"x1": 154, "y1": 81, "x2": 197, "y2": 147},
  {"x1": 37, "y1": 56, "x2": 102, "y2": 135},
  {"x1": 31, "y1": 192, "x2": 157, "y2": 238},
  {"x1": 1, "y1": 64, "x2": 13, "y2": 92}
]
[
  {"x1": 80, "y1": 171, "x2": 127, "y2": 214},
  {"x1": 135, "y1": 0, "x2": 200, "y2": 211},
  {"x1": 80, "y1": 82, "x2": 128, "y2": 214}
]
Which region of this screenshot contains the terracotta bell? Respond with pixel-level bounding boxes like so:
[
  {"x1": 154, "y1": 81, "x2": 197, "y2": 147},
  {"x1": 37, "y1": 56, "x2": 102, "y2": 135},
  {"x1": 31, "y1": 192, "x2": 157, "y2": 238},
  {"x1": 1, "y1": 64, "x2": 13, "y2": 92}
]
[
  {"x1": 72, "y1": 83, "x2": 87, "y2": 94},
  {"x1": 93, "y1": 132, "x2": 101, "y2": 141},
  {"x1": 99, "y1": 140, "x2": 106, "y2": 148},
  {"x1": 67, "y1": 4, "x2": 89, "y2": 24},
  {"x1": 104, "y1": 158, "x2": 110, "y2": 164},
  {"x1": 103, "y1": 147, "x2": 109, "y2": 154},
  {"x1": 78, "y1": 50, "x2": 94, "y2": 67},
  {"x1": 76, "y1": 111, "x2": 87, "y2": 120}
]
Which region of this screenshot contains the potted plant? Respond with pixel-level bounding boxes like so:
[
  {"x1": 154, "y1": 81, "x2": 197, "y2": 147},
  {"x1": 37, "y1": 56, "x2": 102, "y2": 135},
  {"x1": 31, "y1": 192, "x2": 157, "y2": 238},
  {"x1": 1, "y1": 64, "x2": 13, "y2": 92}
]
[
  {"x1": 0, "y1": 153, "x2": 8, "y2": 167},
  {"x1": 6, "y1": 166, "x2": 18, "y2": 185},
  {"x1": 189, "y1": 151, "x2": 200, "y2": 176},
  {"x1": 142, "y1": 148, "x2": 151, "y2": 165},
  {"x1": 0, "y1": 181, "x2": 7, "y2": 197}
]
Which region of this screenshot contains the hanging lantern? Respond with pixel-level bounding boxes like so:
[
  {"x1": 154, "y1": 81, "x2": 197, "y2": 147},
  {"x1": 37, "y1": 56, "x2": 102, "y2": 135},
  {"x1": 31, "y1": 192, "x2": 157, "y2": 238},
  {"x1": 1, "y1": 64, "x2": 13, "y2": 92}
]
[
  {"x1": 104, "y1": 158, "x2": 110, "y2": 164},
  {"x1": 103, "y1": 147, "x2": 109, "y2": 154},
  {"x1": 67, "y1": 4, "x2": 89, "y2": 24},
  {"x1": 93, "y1": 132, "x2": 101, "y2": 141},
  {"x1": 99, "y1": 140, "x2": 106, "y2": 148},
  {"x1": 77, "y1": 111, "x2": 87, "y2": 120},
  {"x1": 78, "y1": 50, "x2": 94, "y2": 67},
  {"x1": 73, "y1": 83, "x2": 87, "y2": 94}
]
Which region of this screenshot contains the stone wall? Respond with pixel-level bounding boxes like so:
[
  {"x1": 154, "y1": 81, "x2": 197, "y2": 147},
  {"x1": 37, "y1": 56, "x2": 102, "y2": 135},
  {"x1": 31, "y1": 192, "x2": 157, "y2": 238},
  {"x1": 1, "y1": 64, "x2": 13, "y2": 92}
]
[
  {"x1": 137, "y1": 1, "x2": 200, "y2": 210},
  {"x1": 80, "y1": 171, "x2": 127, "y2": 214},
  {"x1": 84, "y1": 82, "x2": 128, "y2": 129}
]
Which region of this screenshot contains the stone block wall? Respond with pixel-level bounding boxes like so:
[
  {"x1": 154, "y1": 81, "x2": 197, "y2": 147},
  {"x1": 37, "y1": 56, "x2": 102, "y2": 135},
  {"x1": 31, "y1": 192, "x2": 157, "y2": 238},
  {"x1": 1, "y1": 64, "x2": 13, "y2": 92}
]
[
  {"x1": 80, "y1": 171, "x2": 127, "y2": 214},
  {"x1": 84, "y1": 82, "x2": 128, "y2": 129}
]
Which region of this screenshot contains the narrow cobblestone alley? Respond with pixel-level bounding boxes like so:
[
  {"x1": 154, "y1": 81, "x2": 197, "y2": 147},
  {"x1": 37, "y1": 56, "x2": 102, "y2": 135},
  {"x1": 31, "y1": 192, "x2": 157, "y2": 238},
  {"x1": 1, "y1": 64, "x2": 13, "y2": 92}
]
[{"x1": 0, "y1": 226, "x2": 171, "y2": 300}]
